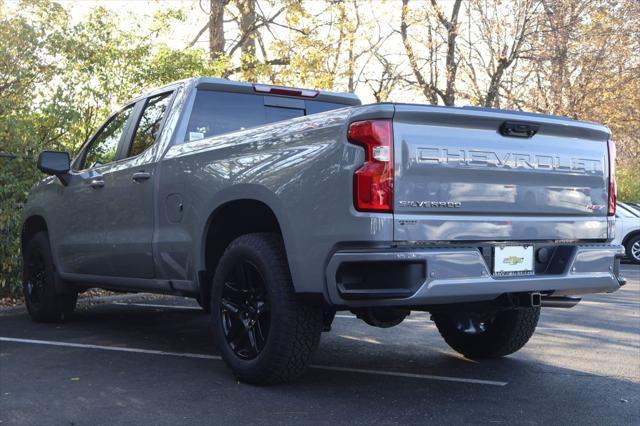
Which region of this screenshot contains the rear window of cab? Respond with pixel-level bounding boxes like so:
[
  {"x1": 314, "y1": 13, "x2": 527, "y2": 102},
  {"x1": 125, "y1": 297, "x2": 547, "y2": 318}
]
[{"x1": 184, "y1": 90, "x2": 344, "y2": 142}]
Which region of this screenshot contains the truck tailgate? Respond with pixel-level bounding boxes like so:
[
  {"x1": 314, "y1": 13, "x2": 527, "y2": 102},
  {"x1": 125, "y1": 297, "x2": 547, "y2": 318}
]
[{"x1": 392, "y1": 105, "x2": 612, "y2": 242}]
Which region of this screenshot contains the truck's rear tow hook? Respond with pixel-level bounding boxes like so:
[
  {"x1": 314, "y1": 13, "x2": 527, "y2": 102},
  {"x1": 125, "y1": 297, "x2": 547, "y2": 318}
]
[
  {"x1": 530, "y1": 292, "x2": 542, "y2": 307},
  {"x1": 513, "y1": 292, "x2": 542, "y2": 308}
]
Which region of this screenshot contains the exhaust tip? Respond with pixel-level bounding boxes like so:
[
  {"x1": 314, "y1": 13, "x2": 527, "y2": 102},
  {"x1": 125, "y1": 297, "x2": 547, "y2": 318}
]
[{"x1": 541, "y1": 296, "x2": 582, "y2": 308}]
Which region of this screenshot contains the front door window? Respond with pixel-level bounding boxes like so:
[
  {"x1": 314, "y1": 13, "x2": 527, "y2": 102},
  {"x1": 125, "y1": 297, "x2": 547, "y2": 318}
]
[{"x1": 82, "y1": 106, "x2": 134, "y2": 169}]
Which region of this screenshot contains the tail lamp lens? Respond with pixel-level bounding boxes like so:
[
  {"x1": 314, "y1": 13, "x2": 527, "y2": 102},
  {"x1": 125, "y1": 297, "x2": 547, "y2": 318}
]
[
  {"x1": 608, "y1": 139, "x2": 616, "y2": 216},
  {"x1": 347, "y1": 119, "x2": 393, "y2": 212}
]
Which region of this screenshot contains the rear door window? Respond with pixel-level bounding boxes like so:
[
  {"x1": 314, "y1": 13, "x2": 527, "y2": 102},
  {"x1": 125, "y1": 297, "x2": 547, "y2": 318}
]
[{"x1": 128, "y1": 92, "x2": 173, "y2": 157}]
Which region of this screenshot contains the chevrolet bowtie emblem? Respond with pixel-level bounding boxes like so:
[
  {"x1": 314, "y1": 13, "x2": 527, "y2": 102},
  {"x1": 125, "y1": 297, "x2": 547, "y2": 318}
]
[{"x1": 503, "y1": 256, "x2": 524, "y2": 265}]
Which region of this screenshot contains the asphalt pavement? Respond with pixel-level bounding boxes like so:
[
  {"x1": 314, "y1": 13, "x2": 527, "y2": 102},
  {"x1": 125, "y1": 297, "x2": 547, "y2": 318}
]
[{"x1": 1, "y1": 265, "x2": 638, "y2": 425}]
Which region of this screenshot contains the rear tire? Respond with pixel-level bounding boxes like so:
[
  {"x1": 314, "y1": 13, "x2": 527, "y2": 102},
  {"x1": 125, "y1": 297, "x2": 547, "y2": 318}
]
[
  {"x1": 211, "y1": 233, "x2": 323, "y2": 384},
  {"x1": 626, "y1": 234, "x2": 640, "y2": 265},
  {"x1": 22, "y1": 232, "x2": 77, "y2": 322},
  {"x1": 433, "y1": 307, "x2": 540, "y2": 359}
]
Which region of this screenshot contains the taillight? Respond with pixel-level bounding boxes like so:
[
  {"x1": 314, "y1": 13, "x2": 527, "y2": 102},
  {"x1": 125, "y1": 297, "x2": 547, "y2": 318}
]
[
  {"x1": 608, "y1": 139, "x2": 616, "y2": 216},
  {"x1": 347, "y1": 119, "x2": 393, "y2": 212}
]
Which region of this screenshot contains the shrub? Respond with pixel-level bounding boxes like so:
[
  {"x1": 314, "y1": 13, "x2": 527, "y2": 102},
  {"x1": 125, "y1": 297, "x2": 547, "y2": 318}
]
[
  {"x1": 0, "y1": 157, "x2": 39, "y2": 297},
  {"x1": 617, "y1": 164, "x2": 640, "y2": 203}
]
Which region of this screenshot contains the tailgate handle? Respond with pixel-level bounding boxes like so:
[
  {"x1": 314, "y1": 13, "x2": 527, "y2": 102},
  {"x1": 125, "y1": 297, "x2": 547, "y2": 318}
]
[{"x1": 499, "y1": 121, "x2": 539, "y2": 138}]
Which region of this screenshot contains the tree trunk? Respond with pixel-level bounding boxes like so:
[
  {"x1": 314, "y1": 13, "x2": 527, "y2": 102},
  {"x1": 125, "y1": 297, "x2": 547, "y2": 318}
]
[
  {"x1": 435, "y1": 0, "x2": 462, "y2": 106},
  {"x1": 238, "y1": 0, "x2": 256, "y2": 58},
  {"x1": 401, "y1": 0, "x2": 439, "y2": 104},
  {"x1": 209, "y1": 0, "x2": 226, "y2": 60}
]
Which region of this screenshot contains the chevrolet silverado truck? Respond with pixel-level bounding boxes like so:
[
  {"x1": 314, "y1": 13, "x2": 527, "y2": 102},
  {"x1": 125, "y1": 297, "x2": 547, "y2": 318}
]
[{"x1": 22, "y1": 77, "x2": 626, "y2": 384}]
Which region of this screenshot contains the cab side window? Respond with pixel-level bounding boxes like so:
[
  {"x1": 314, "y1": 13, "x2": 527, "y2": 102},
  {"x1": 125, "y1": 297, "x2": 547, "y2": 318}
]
[
  {"x1": 129, "y1": 92, "x2": 173, "y2": 157},
  {"x1": 83, "y1": 106, "x2": 134, "y2": 169}
]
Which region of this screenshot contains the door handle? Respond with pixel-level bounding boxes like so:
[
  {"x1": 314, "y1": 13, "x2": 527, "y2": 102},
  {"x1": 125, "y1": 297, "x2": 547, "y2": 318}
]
[
  {"x1": 90, "y1": 179, "x2": 105, "y2": 189},
  {"x1": 132, "y1": 171, "x2": 151, "y2": 182}
]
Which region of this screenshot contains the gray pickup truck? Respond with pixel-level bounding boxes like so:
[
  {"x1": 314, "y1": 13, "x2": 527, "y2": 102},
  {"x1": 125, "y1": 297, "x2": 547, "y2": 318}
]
[{"x1": 22, "y1": 77, "x2": 625, "y2": 384}]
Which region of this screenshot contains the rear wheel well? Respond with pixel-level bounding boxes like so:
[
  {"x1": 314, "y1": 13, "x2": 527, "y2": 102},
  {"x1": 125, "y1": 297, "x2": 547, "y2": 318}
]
[
  {"x1": 200, "y1": 200, "x2": 283, "y2": 306},
  {"x1": 622, "y1": 230, "x2": 640, "y2": 247},
  {"x1": 21, "y1": 216, "x2": 48, "y2": 255}
]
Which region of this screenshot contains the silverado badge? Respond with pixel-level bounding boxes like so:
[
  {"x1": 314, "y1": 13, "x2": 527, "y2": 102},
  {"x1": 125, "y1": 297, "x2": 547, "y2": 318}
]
[{"x1": 399, "y1": 200, "x2": 462, "y2": 208}]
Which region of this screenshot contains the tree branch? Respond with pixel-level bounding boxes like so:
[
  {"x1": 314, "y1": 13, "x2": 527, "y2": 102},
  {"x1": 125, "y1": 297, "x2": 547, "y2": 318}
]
[{"x1": 187, "y1": 22, "x2": 209, "y2": 48}]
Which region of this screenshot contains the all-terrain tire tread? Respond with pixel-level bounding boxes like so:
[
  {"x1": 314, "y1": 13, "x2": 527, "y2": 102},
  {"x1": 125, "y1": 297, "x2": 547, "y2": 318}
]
[
  {"x1": 23, "y1": 232, "x2": 78, "y2": 323},
  {"x1": 433, "y1": 307, "x2": 540, "y2": 359},
  {"x1": 214, "y1": 233, "x2": 322, "y2": 384}
]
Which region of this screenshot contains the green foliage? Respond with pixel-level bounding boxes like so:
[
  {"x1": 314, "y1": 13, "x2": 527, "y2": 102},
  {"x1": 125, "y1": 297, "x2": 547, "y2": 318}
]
[
  {"x1": 618, "y1": 166, "x2": 640, "y2": 203},
  {"x1": 0, "y1": 159, "x2": 37, "y2": 294},
  {"x1": 0, "y1": 0, "x2": 225, "y2": 298},
  {"x1": 147, "y1": 45, "x2": 225, "y2": 85}
]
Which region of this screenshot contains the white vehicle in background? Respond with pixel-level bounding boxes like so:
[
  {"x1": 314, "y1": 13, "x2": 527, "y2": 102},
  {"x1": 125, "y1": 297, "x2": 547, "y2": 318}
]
[{"x1": 615, "y1": 202, "x2": 640, "y2": 264}]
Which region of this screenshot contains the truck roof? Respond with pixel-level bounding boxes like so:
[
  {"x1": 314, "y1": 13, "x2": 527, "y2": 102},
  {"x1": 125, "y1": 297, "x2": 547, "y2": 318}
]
[
  {"x1": 192, "y1": 77, "x2": 362, "y2": 106},
  {"x1": 128, "y1": 77, "x2": 362, "y2": 107}
]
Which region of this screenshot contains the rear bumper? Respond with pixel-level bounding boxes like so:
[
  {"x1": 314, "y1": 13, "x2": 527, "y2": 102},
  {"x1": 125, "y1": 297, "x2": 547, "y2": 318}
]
[{"x1": 325, "y1": 244, "x2": 625, "y2": 307}]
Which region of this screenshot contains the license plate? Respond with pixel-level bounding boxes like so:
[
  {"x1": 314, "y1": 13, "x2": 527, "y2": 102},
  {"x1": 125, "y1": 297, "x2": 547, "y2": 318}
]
[{"x1": 493, "y1": 245, "x2": 534, "y2": 276}]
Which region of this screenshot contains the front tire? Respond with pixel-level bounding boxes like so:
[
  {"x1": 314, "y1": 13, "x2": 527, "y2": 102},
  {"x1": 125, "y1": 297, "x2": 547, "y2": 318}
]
[
  {"x1": 22, "y1": 232, "x2": 77, "y2": 322},
  {"x1": 433, "y1": 307, "x2": 540, "y2": 359},
  {"x1": 211, "y1": 233, "x2": 323, "y2": 384}
]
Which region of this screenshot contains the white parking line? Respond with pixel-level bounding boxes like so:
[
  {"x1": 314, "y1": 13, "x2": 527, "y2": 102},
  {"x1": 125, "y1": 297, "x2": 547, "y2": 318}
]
[
  {"x1": 0, "y1": 336, "x2": 507, "y2": 387},
  {"x1": 310, "y1": 365, "x2": 507, "y2": 386},
  {"x1": 536, "y1": 327, "x2": 600, "y2": 334},
  {"x1": 0, "y1": 336, "x2": 221, "y2": 360},
  {"x1": 112, "y1": 302, "x2": 202, "y2": 310}
]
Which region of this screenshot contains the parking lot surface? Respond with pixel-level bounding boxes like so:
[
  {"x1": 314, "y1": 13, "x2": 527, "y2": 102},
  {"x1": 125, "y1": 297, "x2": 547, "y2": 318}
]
[{"x1": 1, "y1": 265, "x2": 639, "y2": 425}]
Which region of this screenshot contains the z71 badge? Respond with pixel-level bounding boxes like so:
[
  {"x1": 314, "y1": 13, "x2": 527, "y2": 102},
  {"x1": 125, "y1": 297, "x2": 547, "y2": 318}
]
[{"x1": 399, "y1": 200, "x2": 462, "y2": 208}]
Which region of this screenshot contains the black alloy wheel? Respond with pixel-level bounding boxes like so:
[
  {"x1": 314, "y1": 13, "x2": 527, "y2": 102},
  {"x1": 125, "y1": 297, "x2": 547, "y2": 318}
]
[
  {"x1": 210, "y1": 233, "x2": 323, "y2": 384},
  {"x1": 24, "y1": 248, "x2": 47, "y2": 310},
  {"x1": 452, "y1": 313, "x2": 493, "y2": 335},
  {"x1": 220, "y1": 260, "x2": 270, "y2": 360},
  {"x1": 22, "y1": 231, "x2": 77, "y2": 322}
]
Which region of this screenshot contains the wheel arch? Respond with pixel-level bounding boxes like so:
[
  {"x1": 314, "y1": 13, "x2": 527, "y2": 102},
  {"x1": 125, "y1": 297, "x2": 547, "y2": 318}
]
[
  {"x1": 197, "y1": 192, "x2": 292, "y2": 307},
  {"x1": 622, "y1": 229, "x2": 640, "y2": 247},
  {"x1": 21, "y1": 215, "x2": 49, "y2": 255}
]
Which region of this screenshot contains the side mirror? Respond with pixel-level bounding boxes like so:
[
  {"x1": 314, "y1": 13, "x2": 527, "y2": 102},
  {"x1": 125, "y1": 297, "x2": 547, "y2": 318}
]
[{"x1": 37, "y1": 151, "x2": 70, "y2": 175}]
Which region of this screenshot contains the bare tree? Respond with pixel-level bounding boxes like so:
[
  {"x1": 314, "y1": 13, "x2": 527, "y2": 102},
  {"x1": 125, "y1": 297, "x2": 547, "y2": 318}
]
[
  {"x1": 209, "y1": 0, "x2": 227, "y2": 59},
  {"x1": 188, "y1": 0, "x2": 291, "y2": 75},
  {"x1": 362, "y1": 53, "x2": 406, "y2": 102},
  {"x1": 401, "y1": 0, "x2": 462, "y2": 105},
  {"x1": 461, "y1": 0, "x2": 541, "y2": 107},
  {"x1": 238, "y1": 0, "x2": 256, "y2": 58}
]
